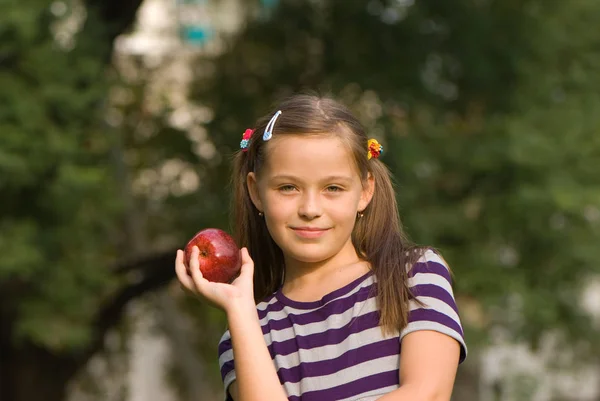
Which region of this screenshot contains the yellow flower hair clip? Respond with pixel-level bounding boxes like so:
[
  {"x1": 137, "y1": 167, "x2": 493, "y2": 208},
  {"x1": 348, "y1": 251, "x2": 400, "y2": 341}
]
[{"x1": 367, "y1": 138, "x2": 383, "y2": 160}]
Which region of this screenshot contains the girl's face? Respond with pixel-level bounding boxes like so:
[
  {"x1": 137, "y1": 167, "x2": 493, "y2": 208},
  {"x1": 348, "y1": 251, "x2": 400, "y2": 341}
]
[{"x1": 247, "y1": 135, "x2": 374, "y2": 265}]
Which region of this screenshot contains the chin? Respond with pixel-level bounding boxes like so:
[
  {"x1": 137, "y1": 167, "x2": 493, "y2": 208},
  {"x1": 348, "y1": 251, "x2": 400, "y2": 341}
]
[{"x1": 284, "y1": 244, "x2": 338, "y2": 264}]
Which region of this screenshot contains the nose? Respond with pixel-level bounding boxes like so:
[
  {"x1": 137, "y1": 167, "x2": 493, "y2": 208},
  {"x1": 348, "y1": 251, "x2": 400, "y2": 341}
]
[{"x1": 298, "y1": 190, "x2": 322, "y2": 219}]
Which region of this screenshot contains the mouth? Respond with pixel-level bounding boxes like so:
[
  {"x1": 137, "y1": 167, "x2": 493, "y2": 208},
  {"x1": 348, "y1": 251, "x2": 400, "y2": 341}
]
[{"x1": 290, "y1": 227, "x2": 330, "y2": 239}]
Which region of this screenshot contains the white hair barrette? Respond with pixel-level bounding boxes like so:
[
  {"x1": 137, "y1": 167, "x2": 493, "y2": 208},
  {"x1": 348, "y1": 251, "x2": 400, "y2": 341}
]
[{"x1": 263, "y1": 110, "x2": 282, "y2": 141}]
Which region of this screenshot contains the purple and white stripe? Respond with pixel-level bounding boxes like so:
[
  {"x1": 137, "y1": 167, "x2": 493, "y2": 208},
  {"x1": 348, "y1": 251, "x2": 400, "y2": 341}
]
[{"x1": 218, "y1": 249, "x2": 467, "y2": 400}]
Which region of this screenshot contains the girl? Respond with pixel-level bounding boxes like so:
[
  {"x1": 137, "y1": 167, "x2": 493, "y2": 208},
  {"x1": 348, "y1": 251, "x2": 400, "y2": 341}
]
[{"x1": 175, "y1": 94, "x2": 467, "y2": 401}]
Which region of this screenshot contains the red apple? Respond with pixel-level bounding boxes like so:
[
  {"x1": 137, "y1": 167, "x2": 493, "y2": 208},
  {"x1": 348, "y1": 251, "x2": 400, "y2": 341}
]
[{"x1": 184, "y1": 228, "x2": 242, "y2": 283}]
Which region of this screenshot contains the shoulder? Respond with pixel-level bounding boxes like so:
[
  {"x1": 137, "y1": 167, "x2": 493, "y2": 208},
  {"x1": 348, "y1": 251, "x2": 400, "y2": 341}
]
[
  {"x1": 256, "y1": 291, "x2": 279, "y2": 310},
  {"x1": 406, "y1": 248, "x2": 453, "y2": 286},
  {"x1": 401, "y1": 248, "x2": 468, "y2": 363},
  {"x1": 404, "y1": 248, "x2": 457, "y2": 307}
]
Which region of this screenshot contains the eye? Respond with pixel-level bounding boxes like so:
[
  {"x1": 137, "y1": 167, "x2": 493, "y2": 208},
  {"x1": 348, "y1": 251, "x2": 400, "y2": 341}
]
[
  {"x1": 278, "y1": 185, "x2": 297, "y2": 192},
  {"x1": 326, "y1": 186, "x2": 343, "y2": 193}
]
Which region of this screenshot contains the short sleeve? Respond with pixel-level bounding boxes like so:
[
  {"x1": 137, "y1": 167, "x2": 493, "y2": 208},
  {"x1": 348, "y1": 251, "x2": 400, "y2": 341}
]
[
  {"x1": 217, "y1": 329, "x2": 236, "y2": 401},
  {"x1": 400, "y1": 250, "x2": 468, "y2": 363}
]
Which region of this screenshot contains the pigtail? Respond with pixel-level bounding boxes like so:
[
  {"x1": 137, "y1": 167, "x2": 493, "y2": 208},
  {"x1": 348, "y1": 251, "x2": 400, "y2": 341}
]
[
  {"x1": 231, "y1": 150, "x2": 250, "y2": 251},
  {"x1": 230, "y1": 138, "x2": 284, "y2": 304},
  {"x1": 353, "y1": 159, "x2": 425, "y2": 335}
]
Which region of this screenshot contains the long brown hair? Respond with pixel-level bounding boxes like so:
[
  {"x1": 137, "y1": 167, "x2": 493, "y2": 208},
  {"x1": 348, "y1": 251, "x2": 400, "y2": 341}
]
[{"x1": 231, "y1": 94, "x2": 425, "y2": 334}]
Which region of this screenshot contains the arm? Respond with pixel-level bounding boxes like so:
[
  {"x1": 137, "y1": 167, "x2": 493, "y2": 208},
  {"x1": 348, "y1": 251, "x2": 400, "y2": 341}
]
[
  {"x1": 175, "y1": 247, "x2": 287, "y2": 401},
  {"x1": 226, "y1": 300, "x2": 288, "y2": 401},
  {"x1": 376, "y1": 330, "x2": 460, "y2": 401}
]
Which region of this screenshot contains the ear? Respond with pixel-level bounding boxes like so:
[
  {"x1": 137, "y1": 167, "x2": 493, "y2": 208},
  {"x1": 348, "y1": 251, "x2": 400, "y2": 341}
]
[
  {"x1": 247, "y1": 172, "x2": 264, "y2": 212},
  {"x1": 358, "y1": 172, "x2": 375, "y2": 212}
]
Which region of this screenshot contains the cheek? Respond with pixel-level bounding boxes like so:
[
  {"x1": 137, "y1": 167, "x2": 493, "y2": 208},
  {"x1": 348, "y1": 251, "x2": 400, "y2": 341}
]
[
  {"x1": 328, "y1": 197, "x2": 361, "y2": 223},
  {"x1": 263, "y1": 193, "x2": 293, "y2": 220},
  {"x1": 340, "y1": 209, "x2": 360, "y2": 226}
]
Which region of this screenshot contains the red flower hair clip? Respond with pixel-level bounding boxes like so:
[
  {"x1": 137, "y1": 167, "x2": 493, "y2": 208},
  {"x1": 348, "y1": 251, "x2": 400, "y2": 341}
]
[
  {"x1": 367, "y1": 138, "x2": 383, "y2": 160},
  {"x1": 240, "y1": 129, "x2": 254, "y2": 152}
]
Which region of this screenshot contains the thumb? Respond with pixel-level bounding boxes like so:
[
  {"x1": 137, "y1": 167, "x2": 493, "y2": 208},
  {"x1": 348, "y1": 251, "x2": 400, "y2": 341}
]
[{"x1": 238, "y1": 247, "x2": 254, "y2": 280}]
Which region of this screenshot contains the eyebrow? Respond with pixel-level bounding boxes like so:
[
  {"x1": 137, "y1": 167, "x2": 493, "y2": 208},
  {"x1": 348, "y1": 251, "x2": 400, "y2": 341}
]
[{"x1": 270, "y1": 175, "x2": 354, "y2": 183}]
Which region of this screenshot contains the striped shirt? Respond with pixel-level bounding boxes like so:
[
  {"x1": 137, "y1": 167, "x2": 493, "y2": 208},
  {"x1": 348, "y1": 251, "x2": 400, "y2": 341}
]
[{"x1": 218, "y1": 249, "x2": 467, "y2": 401}]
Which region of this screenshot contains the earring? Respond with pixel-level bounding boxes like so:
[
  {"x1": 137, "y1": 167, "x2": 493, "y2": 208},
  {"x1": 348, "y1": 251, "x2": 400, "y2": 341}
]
[
  {"x1": 258, "y1": 211, "x2": 264, "y2": 217},
  {"x1": 357, "y1": 211, "x2": 364, "y2": 219}
]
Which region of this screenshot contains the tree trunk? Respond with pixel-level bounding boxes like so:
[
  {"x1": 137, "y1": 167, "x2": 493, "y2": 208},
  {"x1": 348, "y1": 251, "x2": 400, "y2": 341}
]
[
  {"x1": 0, "y1": 316, "x2": 77, "y2": 401},
  {"x1": 0, "y1": 348, "x2": 76, "y2": 401},
  {"x1": 0, "y1": 2, "x2": 153, "y2": 400},
  {"x1": 0, "y1": 248, "x2": 175, "y2": 401}
]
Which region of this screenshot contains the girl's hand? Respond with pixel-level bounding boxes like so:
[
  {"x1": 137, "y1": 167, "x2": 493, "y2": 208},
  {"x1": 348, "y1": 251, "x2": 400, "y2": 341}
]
[{"x1": 175, "y1": 246, "x2": 255, "y2": 313}]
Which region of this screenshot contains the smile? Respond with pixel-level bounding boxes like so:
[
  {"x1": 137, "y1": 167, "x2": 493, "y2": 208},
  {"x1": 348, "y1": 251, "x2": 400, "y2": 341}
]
[{"x1": 291, "y1": 227, "x2": 330, "y2": 239}]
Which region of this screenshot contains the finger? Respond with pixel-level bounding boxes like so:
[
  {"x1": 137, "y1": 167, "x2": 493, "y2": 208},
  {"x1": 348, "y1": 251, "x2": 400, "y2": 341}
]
[
  {"x1": 188, "y1": 246, "x2": 202, "y2": 276},
  {"x1": 174, "y1": 250, "x2": 195, "y2": 291},
  {"x1": 238, "y1": 247, "x2": 254, "y2": 280},
  {"x1": 189, "y1": 246, "x2": 209, "y2": 293}
]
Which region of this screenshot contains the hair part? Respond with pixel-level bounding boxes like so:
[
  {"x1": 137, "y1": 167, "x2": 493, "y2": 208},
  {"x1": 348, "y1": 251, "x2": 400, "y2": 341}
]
[{"x1": 230, "y1": 94, "x2": 426, "y2": 334}]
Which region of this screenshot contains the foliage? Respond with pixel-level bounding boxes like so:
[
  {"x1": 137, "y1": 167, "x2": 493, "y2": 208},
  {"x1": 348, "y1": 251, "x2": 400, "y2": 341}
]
[
  {"x1": 0, "y1": 0, "x2": 122, "y2": 350},
  {"x1": 190, "y1": 0, "x2": 600, "y2": 352},
  {"x1": 2, "y1": 0, "x2": 600, "y2": 400}
]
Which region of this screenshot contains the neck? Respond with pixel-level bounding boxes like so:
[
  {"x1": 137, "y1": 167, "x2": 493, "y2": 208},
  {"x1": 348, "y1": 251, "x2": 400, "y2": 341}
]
[{"x1": 282, "y1": 238, "x2": 363, "y2": 290}]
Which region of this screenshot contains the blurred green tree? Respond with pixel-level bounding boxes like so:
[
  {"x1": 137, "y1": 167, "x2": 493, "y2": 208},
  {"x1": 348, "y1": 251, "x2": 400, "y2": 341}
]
[
  {"x1": 2, "y1": 0, "x2": 600, "y2": 400},
  {"x1": 0, "y1": 1, "x2": 173, "y2": 400},
  {"x1": 190, "y1": 0, "x2": 600, "y2": 361}
]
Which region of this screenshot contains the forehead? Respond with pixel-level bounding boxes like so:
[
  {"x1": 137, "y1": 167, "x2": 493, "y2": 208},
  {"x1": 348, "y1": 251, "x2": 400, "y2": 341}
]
[{"x1": 261, "y1": 135, "x2": 359, "y2": 179}]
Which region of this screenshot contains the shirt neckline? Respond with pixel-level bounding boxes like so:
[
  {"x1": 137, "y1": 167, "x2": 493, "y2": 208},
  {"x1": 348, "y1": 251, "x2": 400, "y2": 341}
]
[{"x1": 274, "y1": 270, "x2": 374, "y2": 310}]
